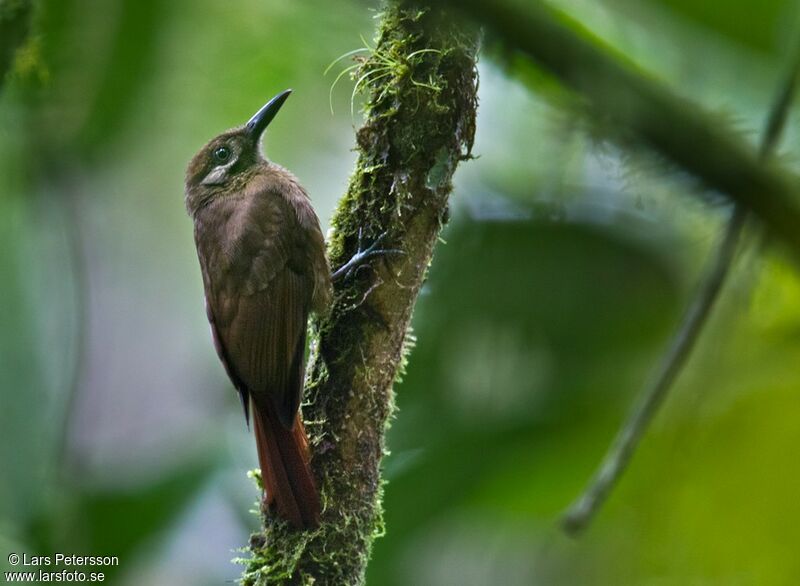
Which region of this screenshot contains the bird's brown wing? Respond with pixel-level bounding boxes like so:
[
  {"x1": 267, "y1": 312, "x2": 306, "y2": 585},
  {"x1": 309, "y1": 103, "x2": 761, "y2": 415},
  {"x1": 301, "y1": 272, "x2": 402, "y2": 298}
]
[
  {"x1": 205, "y1": 297, "x2": 251, "y2": 424},
  {"x1": 197, "y1": 175, "x2": 326, "y2": 429},
  {"x1": 208, "y1": 265, "x2": 311, "y2": 429},
  {"x1": 200, "y1": 183, "x2": 315, "y2": 429}
]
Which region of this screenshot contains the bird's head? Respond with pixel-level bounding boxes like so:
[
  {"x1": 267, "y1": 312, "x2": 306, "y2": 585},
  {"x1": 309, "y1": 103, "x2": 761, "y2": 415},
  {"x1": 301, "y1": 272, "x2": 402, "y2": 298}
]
[{"x1": 185, "y1": 89, "x2": 292, "y2": 215}]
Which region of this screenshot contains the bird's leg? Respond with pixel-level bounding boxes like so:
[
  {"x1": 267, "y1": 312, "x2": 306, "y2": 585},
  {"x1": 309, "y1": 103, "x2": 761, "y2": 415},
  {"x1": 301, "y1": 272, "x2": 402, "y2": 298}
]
[{"x1": 332, "y1": 228, "x2": 403, "y2": 282}]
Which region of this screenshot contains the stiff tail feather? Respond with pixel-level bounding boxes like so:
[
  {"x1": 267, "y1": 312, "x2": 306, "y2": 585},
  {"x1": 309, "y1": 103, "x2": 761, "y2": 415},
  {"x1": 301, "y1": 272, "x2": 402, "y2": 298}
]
[{"x1": 252, "y1": 402, "x2": 320, "y2": 528}]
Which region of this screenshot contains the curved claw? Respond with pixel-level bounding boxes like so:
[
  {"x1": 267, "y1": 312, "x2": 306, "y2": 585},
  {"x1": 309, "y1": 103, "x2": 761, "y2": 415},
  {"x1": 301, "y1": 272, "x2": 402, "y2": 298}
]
[
  {"x1": 332, "y1": 230, "x2": 404, "y2": 282},
  {"x1": 359, "y1": 248, "x2": 403, "y2": 261}
]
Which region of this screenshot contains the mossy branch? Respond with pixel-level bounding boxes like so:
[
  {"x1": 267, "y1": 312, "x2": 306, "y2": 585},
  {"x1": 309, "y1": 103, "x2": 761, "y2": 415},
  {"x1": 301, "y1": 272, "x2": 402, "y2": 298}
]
[
  {"x1": 434, "y1": 0, "x2": 800, "y2": 256},
  {"x1": 242, "y1": 2, "x2": 478, "y2": 584},
  {"x1": 0, "y1": 0, "x2": 32, "y2": 91}
]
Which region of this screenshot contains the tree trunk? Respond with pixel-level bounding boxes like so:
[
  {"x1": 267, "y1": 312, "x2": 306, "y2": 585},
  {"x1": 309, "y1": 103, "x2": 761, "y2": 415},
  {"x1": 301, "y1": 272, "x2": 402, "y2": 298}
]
[{"x1": 241, "y1": 2, "x2": 478, "y2": 584}]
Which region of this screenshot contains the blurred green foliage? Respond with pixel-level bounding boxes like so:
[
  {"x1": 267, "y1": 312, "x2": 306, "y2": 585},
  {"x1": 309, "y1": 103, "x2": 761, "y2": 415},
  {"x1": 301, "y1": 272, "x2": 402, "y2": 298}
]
[
  {"x1": 653, "y1": 0, "x2": 797, "y2": 53},
  {"x1": 2, "y1": 0, "x2": 800, "y2": 584}
]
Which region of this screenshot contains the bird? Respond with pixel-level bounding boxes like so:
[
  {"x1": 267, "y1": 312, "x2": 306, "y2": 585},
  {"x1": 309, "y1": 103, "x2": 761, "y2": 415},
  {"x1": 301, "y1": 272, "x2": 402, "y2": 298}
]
[{"x1": 184, "y1": 90, "x2": 331, "y2": 528}]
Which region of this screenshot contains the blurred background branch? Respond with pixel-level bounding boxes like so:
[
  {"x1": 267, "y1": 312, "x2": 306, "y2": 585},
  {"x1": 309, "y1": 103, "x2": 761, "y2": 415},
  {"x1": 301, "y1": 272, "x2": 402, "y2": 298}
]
[
  {"x1": 435, "y1": 0, "x2": 800, "y2": 255},
  {"x1": 563, "y1": 38, "x2": 800, "y2": 535},
  {"x1": 242, "y1": 2, "x2": 478, "y2": 583}
]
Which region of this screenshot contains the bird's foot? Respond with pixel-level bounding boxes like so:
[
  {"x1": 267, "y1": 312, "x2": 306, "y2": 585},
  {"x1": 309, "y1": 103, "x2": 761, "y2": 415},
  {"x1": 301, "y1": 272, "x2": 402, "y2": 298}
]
[{"x1": 332, "y1": 229, "x2": 403, "y2": 282}]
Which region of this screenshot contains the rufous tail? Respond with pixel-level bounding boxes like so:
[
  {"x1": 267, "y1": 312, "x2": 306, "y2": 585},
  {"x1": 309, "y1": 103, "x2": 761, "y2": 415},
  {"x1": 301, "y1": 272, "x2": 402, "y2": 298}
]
[{"x1": 252, "y1": 402, "x2": 320, "y2": 528}]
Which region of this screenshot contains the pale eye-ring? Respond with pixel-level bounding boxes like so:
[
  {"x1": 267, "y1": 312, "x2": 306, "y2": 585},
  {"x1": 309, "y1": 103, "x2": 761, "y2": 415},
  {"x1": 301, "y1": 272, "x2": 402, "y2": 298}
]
[{"x1": 213, "y1": 146, "x2": 231, "y2": 163}]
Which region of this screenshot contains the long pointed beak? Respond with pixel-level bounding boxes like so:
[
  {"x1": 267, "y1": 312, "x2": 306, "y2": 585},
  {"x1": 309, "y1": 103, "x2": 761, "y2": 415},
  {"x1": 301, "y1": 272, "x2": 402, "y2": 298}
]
[{"x1": 245, "y1": 89, "x2": 292, "y2": 140}]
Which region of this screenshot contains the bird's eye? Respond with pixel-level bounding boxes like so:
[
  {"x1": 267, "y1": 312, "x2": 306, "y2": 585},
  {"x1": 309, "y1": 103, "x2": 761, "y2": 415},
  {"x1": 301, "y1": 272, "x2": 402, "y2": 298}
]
[{"x1": 213, "y1": 146, "x2": 231, "y2": 163}]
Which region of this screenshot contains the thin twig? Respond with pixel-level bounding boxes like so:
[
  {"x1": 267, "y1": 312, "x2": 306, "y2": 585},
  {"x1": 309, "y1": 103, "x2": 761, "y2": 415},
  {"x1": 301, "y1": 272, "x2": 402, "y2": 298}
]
[
  {"x1": 562, "y1": 206, "x2": 745, "y2": 535},
  {"x1": 55, "y1": 170, "x2": 90, "y2": 478},
  {"x1": 562, "y1": 40, "x2": 800, "y2": 536}
]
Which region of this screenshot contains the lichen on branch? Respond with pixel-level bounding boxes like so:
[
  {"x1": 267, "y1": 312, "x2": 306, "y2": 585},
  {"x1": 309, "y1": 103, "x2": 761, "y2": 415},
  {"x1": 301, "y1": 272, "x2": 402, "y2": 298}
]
[{"x1": 241, "y1": 2, "x2": 478, "y2": 584}]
